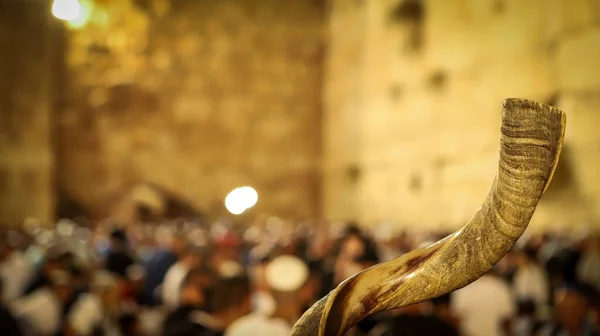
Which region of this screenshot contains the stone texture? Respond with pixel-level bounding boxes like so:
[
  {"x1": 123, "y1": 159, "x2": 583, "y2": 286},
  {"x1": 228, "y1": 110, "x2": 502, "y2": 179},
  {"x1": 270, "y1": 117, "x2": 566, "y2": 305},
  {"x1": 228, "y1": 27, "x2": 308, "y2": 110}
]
[
  {"x1": 323, "y1": 0, "x2": 600, "y2": 230},
  {"x1": 0, "y1": 1, "x2": 58, "y2": 227},
  {"x1": 58, "y1": 0, "x2": 325, "y2": 219},
  {"x1": 557, "y1": 26, "x2": 600, "y2": 91}
]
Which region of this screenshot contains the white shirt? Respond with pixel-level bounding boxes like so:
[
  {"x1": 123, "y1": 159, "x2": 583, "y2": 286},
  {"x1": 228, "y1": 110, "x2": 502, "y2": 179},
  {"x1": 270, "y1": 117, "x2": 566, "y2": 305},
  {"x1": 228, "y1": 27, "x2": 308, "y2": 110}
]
[
  {"x1": 513, "y1": 263, "x2": 549, "y2": 305},
  {"x1": 161, "y1": 262, "x2": 188, "y2": 310},
  {"x1": 454, "y1": 275, "x2": 516, "y2": 336},
  {"x1": 68, "y1": 293, "x2": 104, "y2": 336},
  {"x1": 226, "y1": 314, "x2": 291, "y2": 336},
  {"x1": 1, "y1": 251, "x2": 33, "y2": 302},
  {"x1": 11, "y1": 288, "x2": 63, "y2": 335}
]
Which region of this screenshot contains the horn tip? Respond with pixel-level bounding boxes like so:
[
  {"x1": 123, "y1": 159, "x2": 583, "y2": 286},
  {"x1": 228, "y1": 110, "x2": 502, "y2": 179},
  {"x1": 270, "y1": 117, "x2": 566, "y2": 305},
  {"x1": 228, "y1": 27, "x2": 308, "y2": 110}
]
[{"x1": 502, "y1": 98, "x2": 565, "y2": 118}]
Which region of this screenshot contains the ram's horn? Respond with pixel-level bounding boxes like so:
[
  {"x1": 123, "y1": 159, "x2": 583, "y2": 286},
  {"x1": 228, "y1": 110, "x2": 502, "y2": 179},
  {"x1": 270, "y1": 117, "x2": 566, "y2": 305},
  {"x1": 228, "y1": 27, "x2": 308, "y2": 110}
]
[{"x1": 290, "y1": 98, "x2": 566, "y2": 336}]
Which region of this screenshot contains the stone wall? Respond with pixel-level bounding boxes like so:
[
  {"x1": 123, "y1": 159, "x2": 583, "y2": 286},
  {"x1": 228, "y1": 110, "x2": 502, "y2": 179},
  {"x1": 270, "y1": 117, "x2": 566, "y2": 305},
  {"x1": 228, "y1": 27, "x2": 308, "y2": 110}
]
[
  {"x1": 324, "y1": 0, "x2": 600, "y2": 231},
  {"x1": 0, "y1": 1, "x2": 58, "y2": 227},
  {"x1": 58, "y1": 0, "x2": 325, "y2": 219}
]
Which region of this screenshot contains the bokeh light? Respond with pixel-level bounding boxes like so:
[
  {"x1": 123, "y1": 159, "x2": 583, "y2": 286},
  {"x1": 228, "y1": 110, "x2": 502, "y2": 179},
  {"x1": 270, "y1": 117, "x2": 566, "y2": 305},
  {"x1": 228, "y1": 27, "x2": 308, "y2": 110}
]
[
  {"x1": 225, "y1": 186, "x2": 259, "y2": 215},
  {"x1": 51, "y1": 0, "x2": 82, "y2": 21}
]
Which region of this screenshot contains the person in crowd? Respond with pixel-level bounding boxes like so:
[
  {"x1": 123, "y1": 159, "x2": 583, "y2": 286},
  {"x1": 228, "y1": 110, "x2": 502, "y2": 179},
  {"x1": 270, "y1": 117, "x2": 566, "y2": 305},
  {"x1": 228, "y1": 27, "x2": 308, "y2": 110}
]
[
  {"x1": 334, "y1": 226, "x2": 378, "y2": 286},
  {"x1": 162, "y1": 246, "x2": 203, "y2": 310},
  {"x1": 22, "y1": 247, "x2": 69, "y2": 296},
  {"x1": 453, "y1": 267, "x2": 517, "y2": 336},
  {"x1": 0, "y1": 277, "x2": 23, "y2": 336},
  {"x1": 370, "y1": 301, "x2": 459, "y2": 336},
  {"x1": 577, "y1": 236, "x2": 600, "y2": 292},
  {"x1": 162, "y1": 266, "x2": 219, "y2": 336},
  {"x1": 104, "y1": 230, "x2": 136, "y2": 279},
  {"x1": 540, "y1": 283, "x2": 598, "y2": 336},
  {"x1": 514, "y1": 247, "x2": 550, "y2": 313},
  {"x1": 118, "y1": 313, "x2": 141, "y2": 336},
  {"x1": 227, "y1": 255, "x2": 314, "y2": 336},
  {"x1": 430, "y1": 294, "x2": 460, "y2": 331},
  {"x1": 207, "y1": 273, "x2": 252, "y2": 335},
  {"x1": 66, "y1": 270, "x2": 121, "y2": 336},
  {"x1": 11, "y1": 269, "x2": 73, "y2": 335},
  {"x1": 6, "y1": 218, "x2": 600, "y2": 336},
  {"x1": 0, "y1": 239, "x2": 33, "y2": 303},
  {"x1": 140, "y1": 233, "x2": 184, "y2": 306}
]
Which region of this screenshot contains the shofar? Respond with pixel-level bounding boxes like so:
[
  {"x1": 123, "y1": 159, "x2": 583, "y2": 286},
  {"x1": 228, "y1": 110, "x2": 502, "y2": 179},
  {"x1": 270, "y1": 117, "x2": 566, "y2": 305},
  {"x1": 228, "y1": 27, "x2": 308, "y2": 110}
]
[{"x1": 290, "y1": 98, "x2": 566, "y2": 336}]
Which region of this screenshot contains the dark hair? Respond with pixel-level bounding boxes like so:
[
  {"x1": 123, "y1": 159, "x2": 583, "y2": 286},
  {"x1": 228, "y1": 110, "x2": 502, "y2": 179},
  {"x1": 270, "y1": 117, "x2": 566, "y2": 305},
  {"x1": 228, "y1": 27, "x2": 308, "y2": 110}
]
[
  {"x1": 118, "y1": 313, "x2": 138, "y2": 334},
  {"x1": 562, "y1": 282, "x2": 600, "y2": 306},
  {"x1": 343, "y1": 224, "x2": 362, "y2": 237},
  {"x1": 183, "y1": 266, "x2": 214, "y2": 287},
  {"x1": 206, "y1": 274, "x2": 251, "y2": 314},
  {"x1": 522, "y1": 247, "x2": 538, "y2": 261},
  {"x1": 354, "y1": 248, "x2": 380, "y2": 265},
  {"x1": 110, "y1": 230, "x2": 127, "y2": 243},
  {"x1": 431, "y1": 293, "x2": 452, "y2": 307}
]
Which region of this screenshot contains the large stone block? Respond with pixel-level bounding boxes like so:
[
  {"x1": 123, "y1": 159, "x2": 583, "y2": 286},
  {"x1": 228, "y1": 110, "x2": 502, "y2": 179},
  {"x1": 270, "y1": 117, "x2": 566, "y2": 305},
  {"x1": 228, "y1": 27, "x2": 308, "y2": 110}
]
[
  {"x1": 557, "y1": 27, "x2": 600, "y2": 91},
  {"x1": 559, "y1": 92, "x2": 600, "y2": 146},
  {"x1": 59, "y1": 0, "x2": 325, "y2": 219}
]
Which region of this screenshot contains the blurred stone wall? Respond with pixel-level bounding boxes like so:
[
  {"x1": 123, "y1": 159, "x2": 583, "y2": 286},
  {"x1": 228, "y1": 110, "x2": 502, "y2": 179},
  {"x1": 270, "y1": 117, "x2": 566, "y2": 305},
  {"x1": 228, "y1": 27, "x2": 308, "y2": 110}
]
[
  {"x1": 59, "y1": 0, "x2": 324, "y2": 219},
  {"x1": 324, "y1": 0, "x2": 600, "y2": 231},
  {"x1": 0, "y1": 1, "x2": 58, "y2": 227}
]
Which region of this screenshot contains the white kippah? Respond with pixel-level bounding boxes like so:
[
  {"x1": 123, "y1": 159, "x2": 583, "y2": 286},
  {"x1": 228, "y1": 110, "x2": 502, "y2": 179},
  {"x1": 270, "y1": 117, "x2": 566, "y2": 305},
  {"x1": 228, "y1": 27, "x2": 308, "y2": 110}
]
[{"x1": 265, "y1": 255, "x2": 309, "y2": 292}]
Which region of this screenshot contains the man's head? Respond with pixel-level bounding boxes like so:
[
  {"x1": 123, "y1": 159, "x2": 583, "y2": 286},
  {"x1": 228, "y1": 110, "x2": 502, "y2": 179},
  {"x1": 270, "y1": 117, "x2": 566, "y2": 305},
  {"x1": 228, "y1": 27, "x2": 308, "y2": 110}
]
[
  {"x1": 517, "y1": 247, "x2": 538, "y2": 266},
  {"x1": 555, "y1": 283, "x2": 595, "y2": 330},
  {"x1": 48, "y1": 269, "x2": 73, "y2": 302},
  {"x1": 180, "y1": 266, "x2": 214, "y2": 308},
  {"x1": 180, "y1": 246, "x2": 204, "y2": 268},
  {"x1": 110, "y1": 229, "x2": 128, "y2": 251},
  {"x1": 265, "y1": 255, "x2": 315, "y2": 310},
  {"x1": 206, "y1": 274, "x2": 252, "y2": 325}
]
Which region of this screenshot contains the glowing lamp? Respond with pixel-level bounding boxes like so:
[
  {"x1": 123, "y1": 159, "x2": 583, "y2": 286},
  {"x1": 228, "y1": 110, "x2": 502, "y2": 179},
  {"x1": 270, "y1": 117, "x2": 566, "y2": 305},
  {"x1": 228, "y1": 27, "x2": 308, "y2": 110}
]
[
  {"x1": 52, "y1": 0, "x2": 82, "y2": 21},
  {"x1": 225, "y1": 186, "x2": 259, "y2": 215}
]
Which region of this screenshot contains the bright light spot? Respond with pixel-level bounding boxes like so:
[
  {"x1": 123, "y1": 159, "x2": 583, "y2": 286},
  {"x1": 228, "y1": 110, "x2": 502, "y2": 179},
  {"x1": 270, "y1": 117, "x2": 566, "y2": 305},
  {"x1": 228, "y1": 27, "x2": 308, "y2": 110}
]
[
  {"x1": 52, "y1": 0, "x2": 82, "y2": 21},
  {"x1": 225, "y1": 186, "x2": 259, "y2": 215},
  {"x1": 65, "y1": 0, "x2": 94, "y2": 30}
]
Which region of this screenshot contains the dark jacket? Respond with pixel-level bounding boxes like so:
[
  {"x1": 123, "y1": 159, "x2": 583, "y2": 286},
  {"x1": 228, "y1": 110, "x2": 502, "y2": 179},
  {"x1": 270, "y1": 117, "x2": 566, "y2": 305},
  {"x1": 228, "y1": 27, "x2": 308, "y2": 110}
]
[{"x1": 163, "y1": 306, "x2": 223, "y2": 336}]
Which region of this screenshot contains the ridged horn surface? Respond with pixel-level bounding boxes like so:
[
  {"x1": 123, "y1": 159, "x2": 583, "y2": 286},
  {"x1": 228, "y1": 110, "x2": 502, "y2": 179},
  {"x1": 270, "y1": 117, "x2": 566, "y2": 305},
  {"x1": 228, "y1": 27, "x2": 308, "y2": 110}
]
[{"x1": 290, "y1": 98, "x2": 566, "y2": 336}]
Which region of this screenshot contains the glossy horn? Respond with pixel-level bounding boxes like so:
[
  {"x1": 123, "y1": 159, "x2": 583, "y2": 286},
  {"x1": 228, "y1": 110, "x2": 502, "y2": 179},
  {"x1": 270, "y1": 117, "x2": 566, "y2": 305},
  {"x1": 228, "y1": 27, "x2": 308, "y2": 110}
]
[{"x1": 290, "y1": 98, "x2": 566, "y2": 336}]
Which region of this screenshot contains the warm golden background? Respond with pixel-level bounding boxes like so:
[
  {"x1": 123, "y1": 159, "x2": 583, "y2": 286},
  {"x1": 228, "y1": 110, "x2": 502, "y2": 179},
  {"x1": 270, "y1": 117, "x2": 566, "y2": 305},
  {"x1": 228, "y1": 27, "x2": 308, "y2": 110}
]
[{"x1": 1, "y1": 0, "x2": 599, "y2": 230}]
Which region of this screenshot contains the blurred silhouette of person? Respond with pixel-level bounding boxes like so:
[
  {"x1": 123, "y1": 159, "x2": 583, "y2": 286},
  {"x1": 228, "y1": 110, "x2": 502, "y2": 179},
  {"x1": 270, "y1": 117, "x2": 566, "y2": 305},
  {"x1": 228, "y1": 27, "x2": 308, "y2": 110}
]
[
  {"x1": 162, "y1": 246, "x2": 203, "y2": 310},
  {"x1": 540, "y1": 283, "x2": 598, "y2": 336},
  {"x1": 227, "y1": 255, "x2": 314, "y2": 336},
  {"x1": 453, "y1": 267, "x2": 516, "y2": 336},
  {"x1": 577, "y1": 236, "x2": 600, "y2": 293},
  {"x1": 140, "y1": 234, "x2": 185, "y2": 306},
  {"x1": 104, "y1": 230, "x2": 135, "y2": 279},
  {"x1": 431, "y1": 293, "x2": 460, "y2": 330},
  {"x1": 23, "y1": 248, "x2": 69, "y2": 296},
  {"x1": 12, "y1": 269, "x2": 73, "y2": 335},
  {"x1": 0, "y1": 277, "x2": 23, "y2": 336},
  {"x1": 0, "y1": 240, "x2": 33, "y2": 303},
  {"x1": 369, "y1": 301, "x2": 459, "y2": 336},
  {"x1": 207, "y1": 273, "x2": 252, "y2": 335},
  {"x1": 66, "y1": 270, "x2": 121, "y2": 336},
  {"x1": 514, "y1": 246, "x2": 550, "y2": 329},
  {"x1": 163, "y1": 267, "x2": 230, "y2": 336}
]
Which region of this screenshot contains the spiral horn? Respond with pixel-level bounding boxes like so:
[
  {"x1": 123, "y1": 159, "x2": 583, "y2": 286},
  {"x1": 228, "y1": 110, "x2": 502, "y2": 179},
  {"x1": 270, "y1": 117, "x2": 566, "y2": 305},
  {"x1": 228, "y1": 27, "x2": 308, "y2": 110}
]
[{"x1": 290, "y1": 98, "x2": 566, "y2": 336}]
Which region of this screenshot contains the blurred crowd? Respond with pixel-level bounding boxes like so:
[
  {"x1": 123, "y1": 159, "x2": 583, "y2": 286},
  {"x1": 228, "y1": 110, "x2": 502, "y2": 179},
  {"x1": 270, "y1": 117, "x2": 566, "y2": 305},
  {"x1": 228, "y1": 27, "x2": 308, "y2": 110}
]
[{"x1": 1, "y1": 217, "x2": 600, "y2": 336}]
